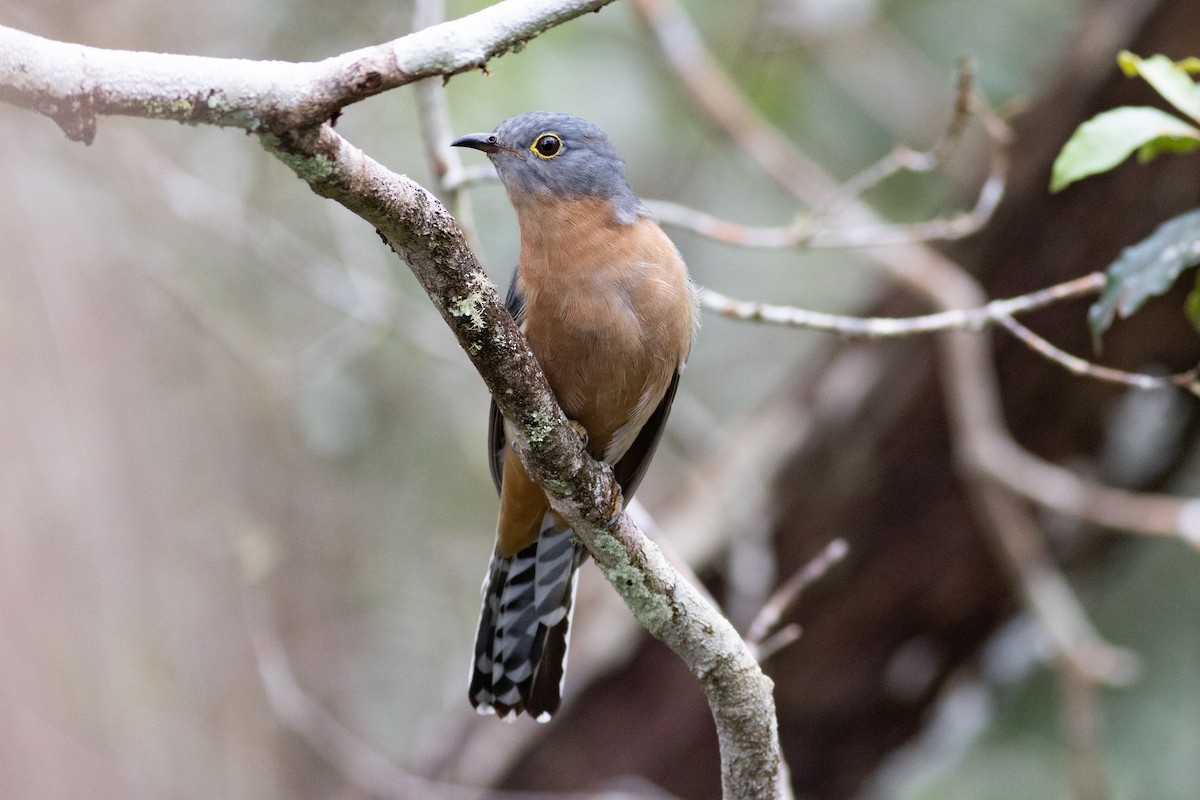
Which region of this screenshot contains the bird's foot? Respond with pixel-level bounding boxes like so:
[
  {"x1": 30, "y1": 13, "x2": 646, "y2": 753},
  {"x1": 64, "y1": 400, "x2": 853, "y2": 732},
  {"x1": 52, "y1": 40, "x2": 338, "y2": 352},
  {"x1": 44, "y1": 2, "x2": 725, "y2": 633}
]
[
  {"x1": 567, "y1": 419, "x2": 589, "y2": 448},
  {"x1": 607, "y1": 482, "x2": 624, "y2": 524}
]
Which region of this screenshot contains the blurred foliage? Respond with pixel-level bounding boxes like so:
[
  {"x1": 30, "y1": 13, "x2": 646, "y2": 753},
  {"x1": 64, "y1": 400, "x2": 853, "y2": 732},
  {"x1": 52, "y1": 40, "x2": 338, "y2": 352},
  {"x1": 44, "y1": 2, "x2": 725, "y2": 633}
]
[
  {"x1": 894, "y1": 532, "x2": 1200, "y2": 800},
  {"x1": 1087, "y1": 208, "x2": 1200, "y2": 347}
]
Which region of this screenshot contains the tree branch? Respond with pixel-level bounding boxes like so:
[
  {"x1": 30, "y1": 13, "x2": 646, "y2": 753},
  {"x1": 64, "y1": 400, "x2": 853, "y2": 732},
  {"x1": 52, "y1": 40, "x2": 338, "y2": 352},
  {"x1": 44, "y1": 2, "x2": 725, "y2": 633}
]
[
  {"x1": 744, "y1": 538, "x2": 848, "y2": 662},
  {"x1": 698, "y1": 274, "x2": 1105, "y2": 336},
  {"x1": 700, "y1": 275, "x2": 1200, "y2": 398},
  {"x1": 0, "y1": 0, "x2": 614, "y2": 142},
  {"x1": 993, "y1": 313, "x2": 1200, "y2": 397}
]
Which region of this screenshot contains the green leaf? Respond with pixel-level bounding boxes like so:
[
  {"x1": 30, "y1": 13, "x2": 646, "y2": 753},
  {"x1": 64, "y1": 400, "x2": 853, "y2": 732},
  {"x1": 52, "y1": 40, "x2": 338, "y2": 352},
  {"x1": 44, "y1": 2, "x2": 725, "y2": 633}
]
[
  {"x1": 1118, "y1": 51, "x2": 1200, "y2": 123},
  {"x1": 1136, "y1": 135, "x2": 1200, "y2": 161},
  {"x1": 1176, "y1": 57, "x2": 1200, "y2": 75},
  {"x1": 1089, "y1": 207, "x2": 1200, "y2": 349},
  {"x1": 1187, "y1": 270, "x2": 1200, "y2": 334},
  {"x1": 1051, "y1": 106, "x2": 1200, "y2": 192}
]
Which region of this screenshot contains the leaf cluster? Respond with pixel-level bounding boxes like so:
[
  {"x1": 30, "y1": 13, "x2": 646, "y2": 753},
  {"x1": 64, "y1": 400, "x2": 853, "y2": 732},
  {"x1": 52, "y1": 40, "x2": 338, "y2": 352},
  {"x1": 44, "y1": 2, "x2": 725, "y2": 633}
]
[{"x1": 1052, "y1": 52, "x2": 1200, "y2": 345}]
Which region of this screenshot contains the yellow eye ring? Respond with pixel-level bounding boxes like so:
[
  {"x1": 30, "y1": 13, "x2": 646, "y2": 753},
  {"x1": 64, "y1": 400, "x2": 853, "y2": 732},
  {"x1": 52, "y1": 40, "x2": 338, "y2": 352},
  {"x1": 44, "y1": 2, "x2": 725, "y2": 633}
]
[{"x1": 531, "y1": 133, "x2": 563, "y2": 159}]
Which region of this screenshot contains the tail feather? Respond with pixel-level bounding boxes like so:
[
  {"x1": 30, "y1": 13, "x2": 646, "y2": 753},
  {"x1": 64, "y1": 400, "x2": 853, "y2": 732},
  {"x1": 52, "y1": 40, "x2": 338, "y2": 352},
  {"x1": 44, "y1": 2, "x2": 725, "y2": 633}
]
[
  {"x1": 469, "y1": 515, "x2": 583, "y2": 721},
  {"x1": 525, "y1": 575, "x2": 579, "y2": 719}
]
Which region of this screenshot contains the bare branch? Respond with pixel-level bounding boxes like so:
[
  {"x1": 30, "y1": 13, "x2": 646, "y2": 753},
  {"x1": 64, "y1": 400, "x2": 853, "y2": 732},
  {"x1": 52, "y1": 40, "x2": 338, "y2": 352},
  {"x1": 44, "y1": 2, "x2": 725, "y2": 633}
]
[
  {"x1": 749, "y1": 626, "x2": 803, "y2": 664},
  {"x1": 795, "y1": 58, "x2": 1012, "y2": 248},
  {"x1": 702, "y1": 274, "x2": 1200, "y2": 394},
  {"x1": 1059, "y1": 662, "x2": 1113, "y2": 800},
  {"x1": 412, "y1": 0, "x2": 483, "y2": 255},
  {"x1": 645, "y1": 59, "x2": 1012, "y2": 251},
  {"x1": 745, "y1": 539, "x2": 848, "y2": 661},
  {"x1": 977, "y1": 430, "x2": 1200, "y2": 549},
  {"x1": 994, "y1": 313, "x2": 1200, "y2": 395},
  {"x1": 0, "y1": 0, "x2": 615, "y2": 142},
  {"x1": 703, "y1": 269, "x2": 1200, "y2": 400},
  {"x1": 702, "y1": 279, "x2": 1200, "y2": 550},
  {"x1": 698, "y1": 273, "x2": 1105, "y2": 337},
  {"x1": 634, "y1": 0, "x2": 1145, "y2": 696},
  {"x1": 631, "y1": 0, "x2": 834, "y2": 201}
]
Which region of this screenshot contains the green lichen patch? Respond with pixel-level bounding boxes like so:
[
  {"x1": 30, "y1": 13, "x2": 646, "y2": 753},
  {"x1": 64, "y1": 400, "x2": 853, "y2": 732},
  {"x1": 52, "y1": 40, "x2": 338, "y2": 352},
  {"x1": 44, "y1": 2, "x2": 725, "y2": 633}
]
[
  {"x1": 260, "y1": 135, "x2": 334, "y2": 182},
  {"x1": 525, "y1": 407, "x2": 554, "y2": 445},
  {"x1": 142, "y1": 96, "x2": 197, "y2": 121},
  {"x1": 591, "y1": 532, "x2": 674, "y2": 636}
]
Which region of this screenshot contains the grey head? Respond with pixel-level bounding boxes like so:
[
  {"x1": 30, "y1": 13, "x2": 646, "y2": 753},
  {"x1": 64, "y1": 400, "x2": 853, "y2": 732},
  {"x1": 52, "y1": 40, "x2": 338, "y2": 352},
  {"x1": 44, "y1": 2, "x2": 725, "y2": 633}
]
[{"x1": 451, "y1": 112, "x2": 647, "y2": 223}]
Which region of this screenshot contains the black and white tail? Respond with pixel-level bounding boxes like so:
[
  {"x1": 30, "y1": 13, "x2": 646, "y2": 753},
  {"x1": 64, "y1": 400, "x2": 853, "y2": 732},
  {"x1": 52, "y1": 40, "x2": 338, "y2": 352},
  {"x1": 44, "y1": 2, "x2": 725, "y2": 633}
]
[{"x1": 469, "y1": 516, "x2": 583, "y2": 722}]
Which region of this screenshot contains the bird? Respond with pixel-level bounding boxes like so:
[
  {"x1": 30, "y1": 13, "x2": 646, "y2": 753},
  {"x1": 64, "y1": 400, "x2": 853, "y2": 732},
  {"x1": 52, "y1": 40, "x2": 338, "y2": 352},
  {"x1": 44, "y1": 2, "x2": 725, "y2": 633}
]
[{"x1": 452, "y1": 112, "x2": 697, "y2": 722}]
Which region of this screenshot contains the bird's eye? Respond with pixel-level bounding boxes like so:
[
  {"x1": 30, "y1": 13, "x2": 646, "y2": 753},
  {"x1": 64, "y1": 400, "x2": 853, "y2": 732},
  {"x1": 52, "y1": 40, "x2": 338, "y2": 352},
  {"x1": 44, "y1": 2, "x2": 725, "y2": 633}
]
[{"x1": 531, "y1": 133, "x2": 562, "y2": 159}]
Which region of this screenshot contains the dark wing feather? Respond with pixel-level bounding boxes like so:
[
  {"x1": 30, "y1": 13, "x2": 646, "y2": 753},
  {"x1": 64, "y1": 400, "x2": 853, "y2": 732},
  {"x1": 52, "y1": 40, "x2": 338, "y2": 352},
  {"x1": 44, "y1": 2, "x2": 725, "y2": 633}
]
[
  {"x1": 488, "y1": 269, "x2": 526, "y2": 493},
  {"x1": 612, "y1": 370, "x2": 681, "y2": 499},
  {"x1": 487, "y1": 402, "x2": 506, "y2": 494}
]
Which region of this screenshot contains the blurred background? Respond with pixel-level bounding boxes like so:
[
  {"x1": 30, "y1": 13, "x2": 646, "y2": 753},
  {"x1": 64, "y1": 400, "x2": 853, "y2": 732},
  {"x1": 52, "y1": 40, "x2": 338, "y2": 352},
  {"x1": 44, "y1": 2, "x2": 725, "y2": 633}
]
[{"x1": 2, "y1": 0, "x2": 1199, "y2": 798}]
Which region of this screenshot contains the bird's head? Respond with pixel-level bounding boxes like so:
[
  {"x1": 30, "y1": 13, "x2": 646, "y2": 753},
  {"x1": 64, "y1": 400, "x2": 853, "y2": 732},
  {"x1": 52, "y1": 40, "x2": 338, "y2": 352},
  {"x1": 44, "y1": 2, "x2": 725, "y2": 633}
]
[{"x1": 452, "y1": 112, "x2": 645, "y2": 223}]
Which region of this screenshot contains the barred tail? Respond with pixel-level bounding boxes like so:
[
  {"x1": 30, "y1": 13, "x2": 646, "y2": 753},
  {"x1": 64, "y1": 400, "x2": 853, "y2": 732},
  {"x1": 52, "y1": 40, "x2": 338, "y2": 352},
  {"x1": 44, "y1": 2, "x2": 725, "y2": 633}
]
[{"x1": 469, "y1": 516, "x2": 583, "y2": 722}]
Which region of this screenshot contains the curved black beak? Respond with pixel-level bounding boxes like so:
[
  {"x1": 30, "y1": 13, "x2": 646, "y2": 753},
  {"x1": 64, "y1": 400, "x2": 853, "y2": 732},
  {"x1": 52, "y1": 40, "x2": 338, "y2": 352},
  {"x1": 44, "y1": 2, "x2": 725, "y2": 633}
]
[{"x1": 451, "y1": 132, "x2": 501, "y2": 153}]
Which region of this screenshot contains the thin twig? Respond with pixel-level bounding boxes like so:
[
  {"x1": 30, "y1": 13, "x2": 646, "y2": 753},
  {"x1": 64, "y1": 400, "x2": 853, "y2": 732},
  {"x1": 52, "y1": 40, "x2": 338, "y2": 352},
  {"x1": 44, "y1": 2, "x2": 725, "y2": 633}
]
[
  {"x1": 750, "y1": 626, "x2": 803, "y2": 664},
  {"x1": 793, "y1": 57, "x2": 1011, "y2": 247},
  {"x1": 978, "y1": 430, "x2": 1200, "y2": 549},
  {"x1": 699, "y1": 273, "x2": 1105, "y2": 337},
  {"x1": 1059, "y1": 662, "x2": 1112, "y2": 800},
  {"x1": 745, "y1": 538, "x2": 849, "y2": 661},
  {"x1": 443, "y1": 164, "x2": 505, "y2": 192},
  {"x1": 643, "y1": 53, "x2": 1011, "y2": 250},
  {"x1": 413, "y1": 0, "x2": 483, "y2": 256},
  {"x1": 931, "y1": 58, "x2": 980, "y2": 162},
  {"x1": 994, "y1": 313, "x2": 1200, "y2": 396},
  {"x1": 702, "y1": 274, "x2": 1200, "y2": 394}
]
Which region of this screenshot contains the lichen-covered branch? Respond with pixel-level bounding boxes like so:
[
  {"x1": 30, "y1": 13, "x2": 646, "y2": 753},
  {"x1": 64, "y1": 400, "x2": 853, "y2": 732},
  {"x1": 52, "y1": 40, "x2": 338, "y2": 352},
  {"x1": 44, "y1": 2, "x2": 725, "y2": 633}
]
[
  {"x1": 278, "y1": 124, "x2": 787, "y2": 798},
  {"x1": 0, "y1": 10, "x2": 788, "y2": 797}
]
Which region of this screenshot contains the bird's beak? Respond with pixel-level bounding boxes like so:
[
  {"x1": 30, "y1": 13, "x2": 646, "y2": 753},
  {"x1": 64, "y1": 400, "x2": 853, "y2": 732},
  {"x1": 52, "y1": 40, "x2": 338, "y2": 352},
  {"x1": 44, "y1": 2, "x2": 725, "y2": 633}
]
[{"x1": 451, "y1": 133, "x2": 501, "y2": 154}]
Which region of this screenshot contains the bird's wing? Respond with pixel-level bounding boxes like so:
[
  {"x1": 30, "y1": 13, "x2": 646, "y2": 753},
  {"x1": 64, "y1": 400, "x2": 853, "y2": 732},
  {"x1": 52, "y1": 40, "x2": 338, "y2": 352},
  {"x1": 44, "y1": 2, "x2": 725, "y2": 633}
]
[
  {"x1": 489, "y1": 267, "x2": 680, "y2": 502},
  {"x1": 488, "y1": 269, "x2": 526, "y2": 493},
  {"x1": 611, "y1": 369, "x2": 680, "y2": 499}
]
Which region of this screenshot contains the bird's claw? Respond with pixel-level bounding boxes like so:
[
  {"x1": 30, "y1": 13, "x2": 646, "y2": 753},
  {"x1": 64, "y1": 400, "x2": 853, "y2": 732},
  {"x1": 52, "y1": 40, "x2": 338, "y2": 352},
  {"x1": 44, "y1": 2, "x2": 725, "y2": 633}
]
[
  {"x1": 567, "y1": 419, "x2": 589, "y2": 448},
  {"x1": 608, "y1": 483, "x2": 624, "y2": 523}
]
